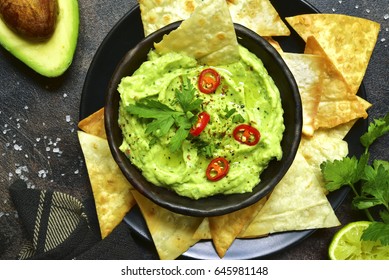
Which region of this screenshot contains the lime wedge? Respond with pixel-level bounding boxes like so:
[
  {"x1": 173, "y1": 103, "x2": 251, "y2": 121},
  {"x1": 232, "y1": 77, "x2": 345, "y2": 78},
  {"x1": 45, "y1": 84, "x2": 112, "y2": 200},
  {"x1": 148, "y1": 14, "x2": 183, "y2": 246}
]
[{"x1": 329, "y1": 221, "x2": 389, "y2": 260}]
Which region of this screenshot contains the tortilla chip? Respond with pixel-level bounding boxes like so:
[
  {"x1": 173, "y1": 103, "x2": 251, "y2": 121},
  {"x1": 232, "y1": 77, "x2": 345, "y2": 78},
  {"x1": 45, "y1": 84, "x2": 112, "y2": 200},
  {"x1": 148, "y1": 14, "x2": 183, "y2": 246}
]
[
  {"x1": 209, "y1": 197, "x2": 267, "y2": 258},
  {"x1": 132, "y1": 190, "x2": 203, "y2": 260},
  {"x1": 192, "y1": 218, "x2": 211, "y2": 240},
  {"x1": 139, "y1": 0, "x2": 290, "y2": 37},
  {"x1": 286, "y1": 14, "x2": 380, "y2": 95},
  {"x1": 240, "y1": 151, "x2": 340, "y2": 237},
  {"x1": 303, "y1": 36, "x2": 368, "y2": 129},
  {"x1": 138, "y1": 0, "x2": 199, "y2": 36},
  {"x1": 226, "y1": 0, "x2": 290, "y2": 36},
  {"x1": 281, "y1": 52, "x2": 323, "y2": 136},
  {"x1": 154, "y1": 0, "x2": 240, "y2": 66},
  {"x1": 77, "y1": 131, "x2": 136, "y2": 238},
  {"x1": 299, "y1": 131, "x2": 349, "y2": 193},
  {"x1": 78, "y1": 108, "x2": 106, "y2": 139},
  {"x1": 264, "y1": 36, "x2": 283, "y2": 53}
]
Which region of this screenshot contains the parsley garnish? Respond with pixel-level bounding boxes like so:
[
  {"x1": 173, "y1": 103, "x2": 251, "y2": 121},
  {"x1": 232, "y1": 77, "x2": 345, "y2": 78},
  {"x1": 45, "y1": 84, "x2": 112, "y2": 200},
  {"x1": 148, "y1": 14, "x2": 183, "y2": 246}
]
[
  {"x1": 126, "y1": 78, "x2": 202, "y2": 152},
  {"x1": 223, "y1": 106, "x2": 245, "y2": 123},
  {"x1": 321, "y1": 112, "x2": 389, "y2": 246}
]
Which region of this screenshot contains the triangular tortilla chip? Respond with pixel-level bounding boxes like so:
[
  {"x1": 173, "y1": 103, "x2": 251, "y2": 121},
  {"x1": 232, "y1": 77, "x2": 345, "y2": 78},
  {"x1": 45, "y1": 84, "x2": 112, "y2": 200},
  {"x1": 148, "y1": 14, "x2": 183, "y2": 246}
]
[
  {"x1": 138, "y1": 0, "x2": 199, "y2": 36},
  {"x1": 227, "y1": 0, "x2": 290, "y2": 36},
  {"x1": 281, "y1": 52, "x2": 323, "y2": 136},
  {"x1": 240, "y1": 151, "x2": 340, "y2": 237},
  {"x1": 193, "y1": 217, "x2": 211, "y2": 240},
  {"x1": 264, "y1": 36, "x2": 284, "y2": 53},
  {"x1": 209, "y1": 197, "x2": 267, "y2": 258},
  {"x1": 78, "y1": 108, "x2": 106, "y2": 139},
  {"x1": 132, "y1": 191, "x2": 203, "y2": 260},
  {"x1": 77, "y1": 131, "x2": 136, "y2": 238},
  {"x1": 299, "y1": 130, "x2": 349, "y2": 194},
  {"x1": 304, "y1": 36, "x2": 368, "y2": 129},
  {"x1": 154, "y1": 0, "x2": 240, "y2": 65},
  {"x1": 285, "y1": 14, "x2": 380, "y2": 95},
  {"x1": 139, "y1": 0, "x2": 290, "y2": 37}
]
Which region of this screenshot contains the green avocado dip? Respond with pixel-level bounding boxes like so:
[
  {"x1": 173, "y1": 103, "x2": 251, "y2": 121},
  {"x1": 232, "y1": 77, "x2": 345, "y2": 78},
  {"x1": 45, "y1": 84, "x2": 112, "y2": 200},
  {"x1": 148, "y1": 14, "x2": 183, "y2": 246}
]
[{"x1": 117, "y1": 45, "x2": 284, "y2": 200}]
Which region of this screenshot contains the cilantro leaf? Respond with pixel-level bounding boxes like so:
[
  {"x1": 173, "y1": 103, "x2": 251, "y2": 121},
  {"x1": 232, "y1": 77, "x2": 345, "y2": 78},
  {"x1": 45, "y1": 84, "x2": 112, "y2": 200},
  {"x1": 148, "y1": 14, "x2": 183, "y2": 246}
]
[
  {"x1": 321, "y1": 113, "x2": 389, "y2": 246},
  {"x1": 126, "y1": 77, "x2": 203, "y2": 152},
  {"x1": 360, "y1": 112, "x2": 389, "y2": 150},
  {"x1": 126, "y1": 99, "x2": 182, "y2": 138},
  {"x1": 361, "y1": 222, "x2": 389, "y2": 246},
  {"x1": 358, "y1": 163, "x2": 389, "y2": 209},
  {"x1": 169, "y1": 125, "x2": 190, "y2": 152},
  {"x1": 127, "y1": 99, "x2": 177, "y2": 117},
  {"x1": 145, "y1": 116, "x2": 175, "y2": 136},
  {"x1": 175, "y1": 78, "x2": 203, "y2": 113},
  {"x1": 232, "y1": 113, "x2": 245, "y2": 123},
  {"x1": 224, "y1": 107, "x2": 237, "y2": 119},
  {"x1": 321, "y1": 156, "x2": 361, "y2": 192},
  {"x1": 223, "y1": 106, "x2": 245, "y2": 123},
  {"x1": 379, "y1": 210, "x2": 389, "y2": 224}
]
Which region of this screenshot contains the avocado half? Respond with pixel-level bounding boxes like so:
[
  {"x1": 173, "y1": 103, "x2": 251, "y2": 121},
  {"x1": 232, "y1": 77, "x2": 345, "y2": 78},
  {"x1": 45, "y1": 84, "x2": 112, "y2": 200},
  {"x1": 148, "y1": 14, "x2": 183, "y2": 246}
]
[{"x1": 0, "y1": 0, "x2": 79, "y2": 77}]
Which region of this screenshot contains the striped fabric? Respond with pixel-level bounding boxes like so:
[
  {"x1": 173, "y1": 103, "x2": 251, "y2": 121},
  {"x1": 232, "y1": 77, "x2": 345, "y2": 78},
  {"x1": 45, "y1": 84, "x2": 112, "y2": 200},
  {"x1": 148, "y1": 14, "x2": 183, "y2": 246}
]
[{"x1": 9, "y1": 180, "x2": 100, "y2": 259}]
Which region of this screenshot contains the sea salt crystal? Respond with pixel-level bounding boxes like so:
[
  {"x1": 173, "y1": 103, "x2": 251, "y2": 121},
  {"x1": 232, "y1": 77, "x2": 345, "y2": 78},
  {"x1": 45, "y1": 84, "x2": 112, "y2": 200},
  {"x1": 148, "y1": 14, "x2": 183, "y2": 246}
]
[
  {"x1": 366, "y1": 9, "x2": 370, "y2": 13},
  {"x1": 38, "y1": 169, "x2": 48, "y2": 178},
  {"x1": 355, "y1": 5, "x2": 359, "y2": 9},
  {"x1": 14, "y1": 144, "x2": 22, "y2": 151},
  {"x1": 46, "y1": 147, "x2": 50, "y2": 152},
  {"x1": 15, "y1": 166, "x2": 25, "y2": 175},
  {"x1": 384, "y1": 14, "x2": 389, "y2": 20},
  {"x1": 66, "y1": 115, "x2": 71, "y2": 122}
]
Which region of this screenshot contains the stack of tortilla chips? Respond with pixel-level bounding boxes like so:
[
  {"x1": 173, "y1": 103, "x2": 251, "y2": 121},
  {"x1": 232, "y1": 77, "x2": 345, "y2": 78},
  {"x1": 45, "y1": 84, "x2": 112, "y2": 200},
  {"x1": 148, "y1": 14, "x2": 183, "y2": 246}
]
[{"x1": 78, "y1": 0, "x2": 380, "y2": 259}]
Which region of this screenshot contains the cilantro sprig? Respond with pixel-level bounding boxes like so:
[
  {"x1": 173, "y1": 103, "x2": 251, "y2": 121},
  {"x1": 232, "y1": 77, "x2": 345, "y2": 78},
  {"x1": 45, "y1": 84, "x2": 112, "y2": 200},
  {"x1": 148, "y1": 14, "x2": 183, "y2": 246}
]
[
  {"x1": 126, "y1": 78, "x2": 202, "y2": 152},
  {"x1": 321, "y1": 112, "x2": 389, "y2": 246}
]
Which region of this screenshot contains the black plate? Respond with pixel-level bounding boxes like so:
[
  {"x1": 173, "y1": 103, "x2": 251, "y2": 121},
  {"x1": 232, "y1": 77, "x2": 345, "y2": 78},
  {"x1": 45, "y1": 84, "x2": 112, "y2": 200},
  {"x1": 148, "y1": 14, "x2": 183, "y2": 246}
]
[{"x1": 80, "y1": 0, "x2": 367, "y2": 259}]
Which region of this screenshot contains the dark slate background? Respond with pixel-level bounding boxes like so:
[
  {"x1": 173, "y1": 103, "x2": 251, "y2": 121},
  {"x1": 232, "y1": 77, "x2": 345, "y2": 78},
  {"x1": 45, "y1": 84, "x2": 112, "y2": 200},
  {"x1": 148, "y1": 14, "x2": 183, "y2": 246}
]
[{"x1": 1, "y1": 0, "x2": 388, "y2": 260}]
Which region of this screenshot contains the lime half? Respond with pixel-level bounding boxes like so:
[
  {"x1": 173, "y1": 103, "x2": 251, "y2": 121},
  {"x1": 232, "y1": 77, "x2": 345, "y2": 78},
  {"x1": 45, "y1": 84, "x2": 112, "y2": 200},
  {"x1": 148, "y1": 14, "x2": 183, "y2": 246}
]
[{"x1": 329, "y1": 221, "x2": 389, "y2": 260}]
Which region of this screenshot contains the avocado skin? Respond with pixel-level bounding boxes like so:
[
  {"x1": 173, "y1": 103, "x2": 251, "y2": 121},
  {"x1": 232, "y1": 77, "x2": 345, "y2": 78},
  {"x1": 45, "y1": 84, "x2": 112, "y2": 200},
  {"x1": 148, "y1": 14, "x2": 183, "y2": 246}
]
[{"x1": 0, "y1": 0, "x2": 79, "y2": 77}]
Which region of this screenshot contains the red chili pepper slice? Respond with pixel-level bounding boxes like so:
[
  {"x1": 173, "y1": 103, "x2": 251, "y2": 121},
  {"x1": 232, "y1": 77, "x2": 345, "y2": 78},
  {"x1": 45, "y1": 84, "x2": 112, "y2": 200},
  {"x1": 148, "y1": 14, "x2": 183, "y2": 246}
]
[
  {"x1": 190, "y1": 112, "x2": 210, "y2": 136},
  {"x1": 206, "y1": 157, "x2": 229, "y2": 181},
  {"x1": 198, "y1": 68, "x2": 221, "y2": 94},
  {"x1": 233, "y1": 124, "x2": 261, "y2": 146}
]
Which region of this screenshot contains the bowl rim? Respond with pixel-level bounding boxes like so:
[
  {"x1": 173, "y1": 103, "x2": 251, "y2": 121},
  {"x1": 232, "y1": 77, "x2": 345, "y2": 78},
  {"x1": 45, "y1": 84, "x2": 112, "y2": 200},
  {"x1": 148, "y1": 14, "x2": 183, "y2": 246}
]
[{"x1": 105, "y1": 21, "x2": 302, "y2": 217}]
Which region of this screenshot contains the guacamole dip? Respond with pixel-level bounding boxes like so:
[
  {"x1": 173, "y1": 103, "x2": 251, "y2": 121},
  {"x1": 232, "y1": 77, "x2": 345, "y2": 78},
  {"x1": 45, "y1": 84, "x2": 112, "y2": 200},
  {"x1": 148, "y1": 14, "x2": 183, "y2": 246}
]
[{"x1": 118, "y1": 45, "x2": 284, "y2": 200}]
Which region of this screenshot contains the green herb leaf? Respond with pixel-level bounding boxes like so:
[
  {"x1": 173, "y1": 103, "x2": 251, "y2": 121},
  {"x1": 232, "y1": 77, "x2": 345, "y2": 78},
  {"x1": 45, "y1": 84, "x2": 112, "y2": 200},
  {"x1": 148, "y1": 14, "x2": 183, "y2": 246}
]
[
  {"x1": 170, "y1": 125, "x2": 190, "y2": 152},
  {"x1": 360, "y1": 112, "x2": 389, "y2": 149},
  {"x1": 379, "y1": 210, "x2": 389, "y2": 224},
  {"x1": 359, "y1": 163, "x2": 389, "y2": 209},
  {"x1": 321, "y1": 156, "x2": 360, "y2": 192},
  {"x1": 232, "y1": 113, "x2": 245, "y2": 123},
  {"x1": 321, "y1": 113, "x2": 389, "y2": 245},
  {"x1": 224, "y1": 107, "x2": 237, "y2": 119},
  {"x1": 361, "y1": 222, "x2": 389, "y2": 246},
  {"x1": 126, "y1": 77, "x2": 203, "y2": 152},
  {"x1": 175, "y1": 78, "x2": 203, "y2": 113}
]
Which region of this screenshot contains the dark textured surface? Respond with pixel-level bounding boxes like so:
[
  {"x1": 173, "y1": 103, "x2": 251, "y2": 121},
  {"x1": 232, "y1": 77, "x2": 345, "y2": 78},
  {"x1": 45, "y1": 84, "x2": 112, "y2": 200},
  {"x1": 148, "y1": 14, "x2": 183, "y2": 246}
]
[{"x1": 1, "y1": 0, "x2": 388, "y2": 260}]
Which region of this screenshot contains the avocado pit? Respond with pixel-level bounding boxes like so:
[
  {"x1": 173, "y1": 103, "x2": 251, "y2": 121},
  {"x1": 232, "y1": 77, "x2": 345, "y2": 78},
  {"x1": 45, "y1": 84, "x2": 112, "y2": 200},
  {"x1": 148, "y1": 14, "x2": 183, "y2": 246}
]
[{"x1": 0, "y1": 0, "x2": 58, "y2": 40}]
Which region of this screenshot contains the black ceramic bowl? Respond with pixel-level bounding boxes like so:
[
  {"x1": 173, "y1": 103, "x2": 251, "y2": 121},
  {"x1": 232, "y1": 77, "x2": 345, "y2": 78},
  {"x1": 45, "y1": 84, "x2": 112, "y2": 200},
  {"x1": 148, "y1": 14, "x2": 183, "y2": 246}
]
[{"x1": 105, "y1": 21, "x2": 302, "y2": 217}]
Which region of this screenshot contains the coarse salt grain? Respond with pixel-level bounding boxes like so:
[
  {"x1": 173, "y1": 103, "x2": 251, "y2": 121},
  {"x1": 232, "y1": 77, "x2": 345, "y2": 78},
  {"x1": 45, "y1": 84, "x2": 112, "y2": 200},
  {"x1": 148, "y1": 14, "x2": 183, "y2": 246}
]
[{"x1": 14, "y1": 144, "x2": 22, "y2": 151}]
